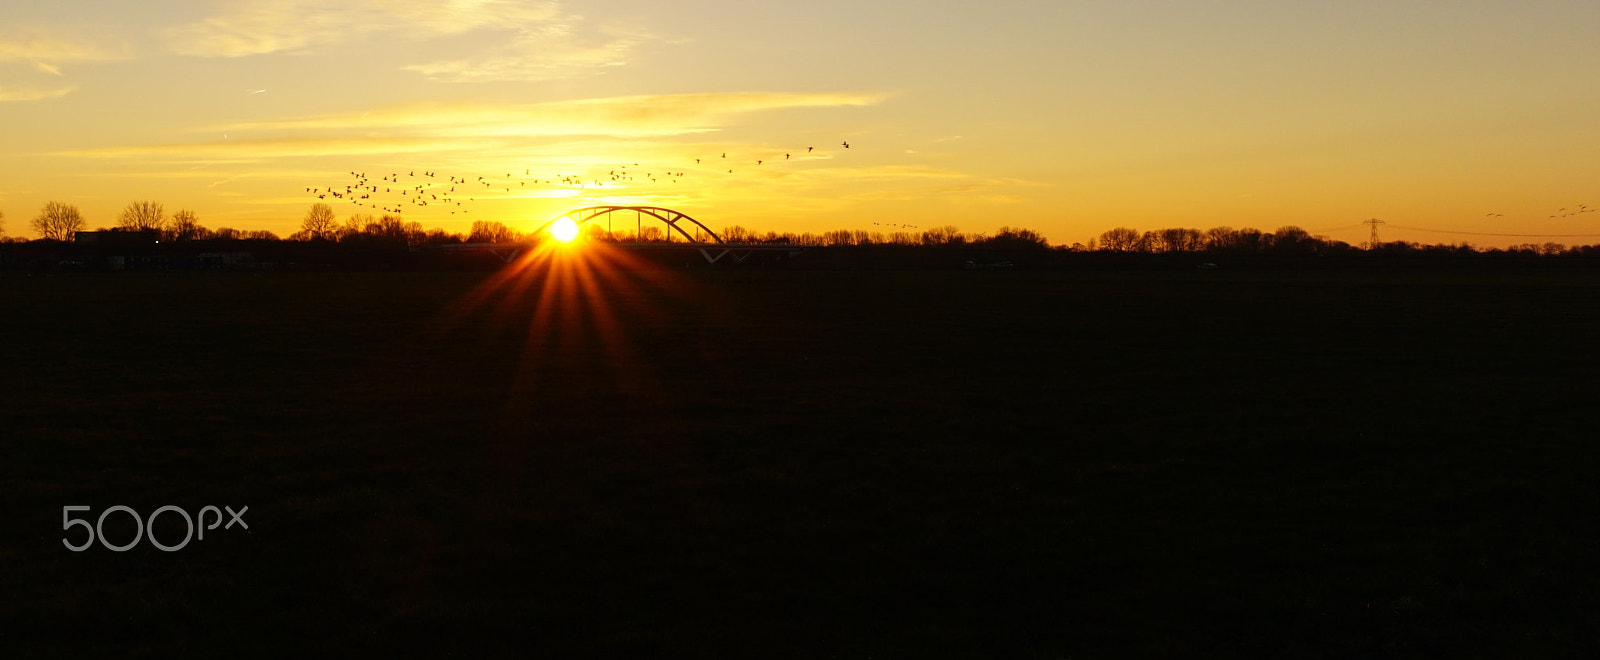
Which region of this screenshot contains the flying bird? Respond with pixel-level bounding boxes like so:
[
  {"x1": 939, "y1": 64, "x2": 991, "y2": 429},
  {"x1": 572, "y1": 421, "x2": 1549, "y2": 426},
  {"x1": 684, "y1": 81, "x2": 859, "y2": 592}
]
[{"x1": 842, "y1": 141, "x2": 850, "y2": 148}]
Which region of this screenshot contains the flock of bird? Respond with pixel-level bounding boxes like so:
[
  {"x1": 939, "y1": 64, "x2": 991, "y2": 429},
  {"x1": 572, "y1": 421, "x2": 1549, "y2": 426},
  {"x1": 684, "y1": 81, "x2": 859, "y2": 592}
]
[
  {"x1": 1484, "y1": 204, "x2": 1596, "y2": 221},
  {"x1": 305, "y1": 141, "x2": 856, "y2": 216},
  {"x1": 1549, "y1": 204, "x2": 1594, "y2": 219}
]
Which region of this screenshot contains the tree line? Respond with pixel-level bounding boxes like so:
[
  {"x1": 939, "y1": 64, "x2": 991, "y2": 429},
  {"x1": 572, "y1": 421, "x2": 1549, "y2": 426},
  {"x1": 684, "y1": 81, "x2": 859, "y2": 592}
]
[
  {"x1": 15, "y1": 200, "x2": 277, "y2": 242},
  {"x1": 7, "y1": 199, "x2": 1600, "y2": 257},
  {"x1": 1088, "y1": 225, "x2": 1600, "y2": 257}
]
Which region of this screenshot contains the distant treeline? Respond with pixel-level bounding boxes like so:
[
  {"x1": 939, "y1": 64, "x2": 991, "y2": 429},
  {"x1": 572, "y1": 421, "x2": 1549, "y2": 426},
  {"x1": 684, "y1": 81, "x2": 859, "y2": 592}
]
[
  {"x1": 6, "y1": 200, "x2": 1600, "y2": 267},
  {"x1": 2, "y1": 200, "x2": 1056, "y2": 249},
  {"x1": 1086, "y1": 225, "x2": 1600, "y2": 257}
]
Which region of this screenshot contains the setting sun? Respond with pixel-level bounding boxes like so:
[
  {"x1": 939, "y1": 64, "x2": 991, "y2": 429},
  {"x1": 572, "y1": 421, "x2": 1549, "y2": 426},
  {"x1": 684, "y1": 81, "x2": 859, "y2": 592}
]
[{"x1": 549, "y1": 217, "x2": 580, "y2": 243}]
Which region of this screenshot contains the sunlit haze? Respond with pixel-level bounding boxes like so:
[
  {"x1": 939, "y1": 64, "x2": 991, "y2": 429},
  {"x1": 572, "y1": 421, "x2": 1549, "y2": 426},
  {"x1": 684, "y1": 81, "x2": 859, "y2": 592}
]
[
  {"x1": 549, "y1": 216, "x2": 579, "y2": 242},
  {"x1": 2, "y1": 1, "x2": 1598, "y2": 247}
]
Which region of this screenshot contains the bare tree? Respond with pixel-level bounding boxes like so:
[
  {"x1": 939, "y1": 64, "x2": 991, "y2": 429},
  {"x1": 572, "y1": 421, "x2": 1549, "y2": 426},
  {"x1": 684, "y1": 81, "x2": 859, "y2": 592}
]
[
  {"x1": 721, "y1": 225, "x2": 753, "y2": 243},
  {"x1": 117, "y1": 200, "x2": 166, "y2": 232},
  {"x1": 167, "y1": 209, "x2": 206, "y2": 241},
  {"x1": 299, "y1": 203, "x2": 338, "y2": 240},
  {"x1": 0, "y1": 209, "x2": 6, "y2": 237},
  {"x1": 1156, "y1": 227, "x2": 1202, "y2": 252},
  {"x1": 468, "y1": 220, "x2": 517, "y2": 243},
  {"x1": 920, "y1": 225, "x2": 964, "y2": 246},
  {"x1": 423, "y1": 228, "x2": 463, "y2": 245},
  {"x1": 985, "y1": 226, "x2": 1050, "y2": 250},
  {"x1": 340, "y1": 214, "x2": 374, "y2": 241},
  {"x1": 33, "y1": 201, "x2": 85, "y2": 241},
  {"x1": 374, "y1": 215, "x2": 407, "y2": 242},
  {"x1": 1267, "y1": 226, "x2": 1313, "y2": 254},
  {"x1": 1097, "y1": 227, "x2": 1142, "y2": 252}
]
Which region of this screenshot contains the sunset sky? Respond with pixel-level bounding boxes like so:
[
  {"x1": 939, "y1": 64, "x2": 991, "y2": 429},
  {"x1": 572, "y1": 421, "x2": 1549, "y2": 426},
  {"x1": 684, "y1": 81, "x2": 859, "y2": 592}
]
[{"x1": 2, "y1": 0, "x2": 1597, "y2": 247}]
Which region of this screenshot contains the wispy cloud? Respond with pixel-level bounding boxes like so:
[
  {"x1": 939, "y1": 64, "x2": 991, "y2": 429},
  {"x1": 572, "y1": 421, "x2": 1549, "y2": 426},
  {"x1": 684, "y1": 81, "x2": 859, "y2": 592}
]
[
  {"x1": 49, "y1": 136, "x2": 491, "y2": 161},
  {"x1": 402, "y1": 24, "x2": 648, "y2": 83},
  {"x1": 166, "y1": 0, "x2": 565, "y2": 57},
  {"x1": 208, "y1": 92, "x2": 888, "y2": 138},
  {"x1": 0, "y1": 82, "x2": 77, "y2": 103},
  {"x1": 0, "y1": 27, "x2": 124, "y2": 89},
  {"x1": 0, "y1": 29, "x2": 122, "y2": 65},
  {"x1": 164, "y1": 0, "x2": 638, "y2": 80}
]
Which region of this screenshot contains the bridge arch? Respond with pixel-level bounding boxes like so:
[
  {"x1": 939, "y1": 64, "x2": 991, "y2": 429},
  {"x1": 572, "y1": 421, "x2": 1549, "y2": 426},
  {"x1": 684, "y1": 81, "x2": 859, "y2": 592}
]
[{"x1": 533, "y1": 206, "x2": 724, "y2": 244}]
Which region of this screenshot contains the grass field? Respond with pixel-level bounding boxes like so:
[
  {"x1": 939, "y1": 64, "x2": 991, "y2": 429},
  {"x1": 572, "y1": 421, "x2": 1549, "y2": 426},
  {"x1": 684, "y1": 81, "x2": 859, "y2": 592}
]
[{"x1": 4, "y1": 258, "x2": 1599, "y2": 657}]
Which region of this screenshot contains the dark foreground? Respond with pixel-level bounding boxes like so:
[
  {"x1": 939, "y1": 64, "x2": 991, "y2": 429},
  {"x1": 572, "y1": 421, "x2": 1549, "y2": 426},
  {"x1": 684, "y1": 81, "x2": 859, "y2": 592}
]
[{"x1": 3, "y1": 263, "x2": 1599, "y2": 657}]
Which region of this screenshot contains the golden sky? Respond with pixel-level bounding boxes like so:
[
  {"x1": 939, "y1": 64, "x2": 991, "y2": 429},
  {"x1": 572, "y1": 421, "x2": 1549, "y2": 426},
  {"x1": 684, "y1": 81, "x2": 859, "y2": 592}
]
[{"x1": 2, "y1": 0, "x2": 1598, "y2": 247}]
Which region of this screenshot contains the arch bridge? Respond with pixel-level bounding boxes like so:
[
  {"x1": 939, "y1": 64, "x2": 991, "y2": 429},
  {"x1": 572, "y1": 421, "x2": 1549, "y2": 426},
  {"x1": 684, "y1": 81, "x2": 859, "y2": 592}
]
[{"x1": 533, "y1": 206, "x2": 724, "y2": 244}]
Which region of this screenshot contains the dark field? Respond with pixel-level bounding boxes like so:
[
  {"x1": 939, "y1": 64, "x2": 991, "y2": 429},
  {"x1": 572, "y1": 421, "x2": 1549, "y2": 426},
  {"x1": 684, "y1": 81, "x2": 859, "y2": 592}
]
[{"x1": 4, "y1": 261, "x2": 1600, "y2": 657}]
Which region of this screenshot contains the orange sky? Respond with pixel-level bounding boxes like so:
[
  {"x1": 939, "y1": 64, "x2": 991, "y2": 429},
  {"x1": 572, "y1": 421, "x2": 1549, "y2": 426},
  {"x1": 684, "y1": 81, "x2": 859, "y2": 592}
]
[{"x1": 2, "y1": 1, "x2": 1598, "y2": 247}]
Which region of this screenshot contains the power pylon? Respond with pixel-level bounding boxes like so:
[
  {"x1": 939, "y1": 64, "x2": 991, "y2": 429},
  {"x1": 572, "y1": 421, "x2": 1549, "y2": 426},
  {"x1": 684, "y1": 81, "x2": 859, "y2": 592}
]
[{"x1": 1363, "y1": 218, "x2": 1385, "y2": 250}]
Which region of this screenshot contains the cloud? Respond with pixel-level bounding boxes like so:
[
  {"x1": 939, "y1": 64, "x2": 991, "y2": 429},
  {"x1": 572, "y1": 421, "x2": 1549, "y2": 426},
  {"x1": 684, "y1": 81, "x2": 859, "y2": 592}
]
[
  {"x1": 49, "y1": 136, "x2": 491, "y2": 161},
  {"x1": 164, "y1": 0, "x2": 657, "y2": 82},
  {"x1": 0, "y1": 27, "x2": 124, "y2": 78},
  {"x1": 0, "y1": 83, "x2": 77, "y2": 103},
  {"x1": 166, "y1": 0, "x2": 545, "y2": 57},
  {"x1": 208, "y1": 92, "x2": 888, "y2": 138},
  {"x1": 402, "y1": 24, "x2": 649, "y2": 83},
  {"x1": 0, "y1": 30, "x2": 120, "y2": 64}
]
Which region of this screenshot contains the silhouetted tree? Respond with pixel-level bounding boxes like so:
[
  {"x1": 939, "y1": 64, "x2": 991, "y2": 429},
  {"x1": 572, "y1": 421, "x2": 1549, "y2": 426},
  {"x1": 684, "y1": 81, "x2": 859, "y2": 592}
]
[
  {"x1": 1150, "y1": 227, "x2": 1201, "y2": 253},
  {"x1": 404, "y1": 221, "x2": 427, "y2": 247},
  {"x1": 638, "y1": 226, "x2": 664, "y2": 242},
  {"x1": 339, "y1": 214, "x2": 374, "y2": 241},
  {"x1": 1098, "y1": 227, "x2": 1141, "y2": 252},
  {"x1": 166, "y1": 209, "x2": 206, "y2": 241},
  {"x1": 983, "y1": 226, "x2": 1050, "y2": 250},
  {"x1": 1267, "y1": 226, "x2": 1314, "y2": 254},
  {"x1": 33, "y1": 201, "x2": 85, "y2": 240},
  {"x1": 370, "y1": 215, "x2": 408, "y2": 243},
  {"x1": 298, "y1": 203, "x2": 339, "y2": 240},
  {"x1": 0, "y1": 209, "x2": 6, "y2": 237},
  {"x1": 1201, "y1": 227, "x2": 1265, "y2": 253},
  {"x1": 117, "y1": 201, "x2": 166, "y2": 232},
  {"x1": 721, "y1": 225, "x2": 753, "y2": 243},
  {"x1": 468, "y1": 220, "x2": 517, "y2": 243},
  {"x1": 920, "y1": 225, "x2": 964, "y2": 246}
]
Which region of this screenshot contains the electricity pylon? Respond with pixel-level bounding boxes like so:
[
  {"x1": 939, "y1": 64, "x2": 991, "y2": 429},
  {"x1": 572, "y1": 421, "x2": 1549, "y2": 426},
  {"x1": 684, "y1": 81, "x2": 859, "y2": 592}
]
[{"x1": 1364, "y1": 218, "x2": 1385, "y2": 250}]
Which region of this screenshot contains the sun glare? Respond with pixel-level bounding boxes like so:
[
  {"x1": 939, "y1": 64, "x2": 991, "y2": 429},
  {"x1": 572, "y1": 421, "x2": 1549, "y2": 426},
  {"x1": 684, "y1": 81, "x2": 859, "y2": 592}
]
[{"x1": 550, "y1": 217, "x2": 580, "y2": 243}]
